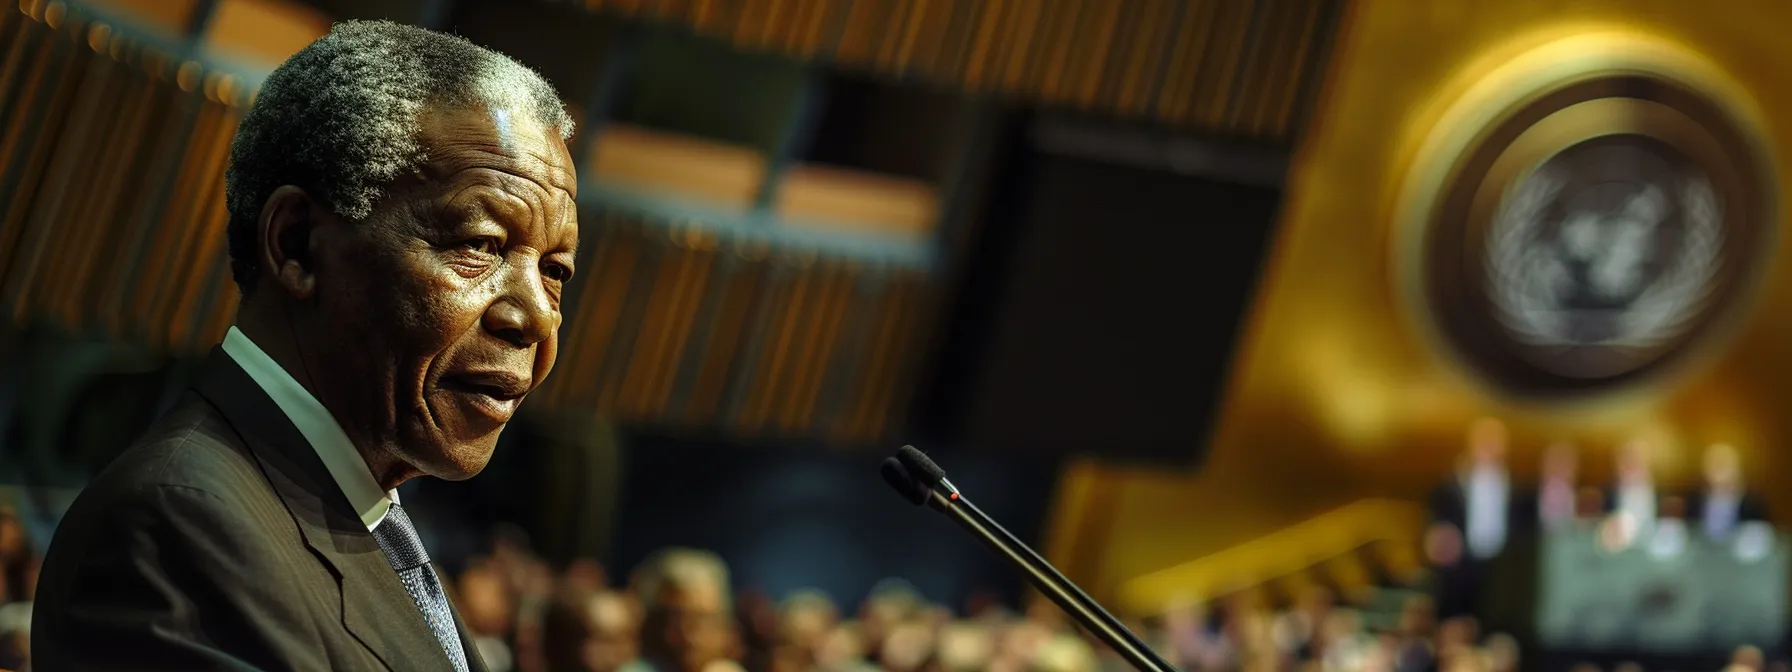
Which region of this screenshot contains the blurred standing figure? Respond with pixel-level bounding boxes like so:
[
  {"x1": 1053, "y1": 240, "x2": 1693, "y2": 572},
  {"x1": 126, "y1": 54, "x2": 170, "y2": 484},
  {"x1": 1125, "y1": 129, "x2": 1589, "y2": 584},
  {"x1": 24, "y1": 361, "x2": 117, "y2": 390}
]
[
  {"x1": 31, "y1": 20, "x2": 579, "y2": 671},
  {"x1": 1427, "y1": 418, "x2": 1518, "y2": 619},
  {"x1": 628, "y1": 549, "x2": 740, "y2": 672},
  {"x1": 1606, "y1": 437, "x2": 1659, "y2": 529},
  {"x1": 1691, "y1": 443, "x2": 1768, "y2": 538},
  {"x1": 1533, "y1": 442, "x2": 1580, "y2": 531}
]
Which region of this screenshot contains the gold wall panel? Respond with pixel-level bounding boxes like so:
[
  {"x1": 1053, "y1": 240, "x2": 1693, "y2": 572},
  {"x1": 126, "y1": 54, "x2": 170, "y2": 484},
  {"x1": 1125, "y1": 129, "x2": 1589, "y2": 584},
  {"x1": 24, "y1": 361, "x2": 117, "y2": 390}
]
[{"x1": 1047, "y1": 0, "x2": 1792, "y2": 610}]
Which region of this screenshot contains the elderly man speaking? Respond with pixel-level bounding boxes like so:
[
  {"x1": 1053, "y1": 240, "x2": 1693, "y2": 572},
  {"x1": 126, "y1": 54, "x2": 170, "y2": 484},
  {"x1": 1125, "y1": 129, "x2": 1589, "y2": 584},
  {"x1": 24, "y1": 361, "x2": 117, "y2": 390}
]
[{"x1": 32, "y1": 21, "x2": 577, "y2": 671}]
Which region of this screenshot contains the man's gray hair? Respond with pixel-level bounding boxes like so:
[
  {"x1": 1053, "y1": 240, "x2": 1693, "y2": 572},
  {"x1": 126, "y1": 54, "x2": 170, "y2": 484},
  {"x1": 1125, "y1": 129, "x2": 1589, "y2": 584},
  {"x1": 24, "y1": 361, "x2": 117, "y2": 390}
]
[{"x1": 223, "y1": 20, "x2": 575, "y2": 289}]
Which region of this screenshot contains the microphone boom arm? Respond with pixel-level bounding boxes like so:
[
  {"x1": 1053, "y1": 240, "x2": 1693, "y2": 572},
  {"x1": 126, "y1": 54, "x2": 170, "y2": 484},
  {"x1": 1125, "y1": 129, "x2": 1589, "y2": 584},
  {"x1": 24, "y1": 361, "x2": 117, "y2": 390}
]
[
  {"x1": 924, "y1": 487, "x2": 1178, "y2": 672},
  {"x1": 885, "y1": 449, "x2": 1178, "y2": 672}
]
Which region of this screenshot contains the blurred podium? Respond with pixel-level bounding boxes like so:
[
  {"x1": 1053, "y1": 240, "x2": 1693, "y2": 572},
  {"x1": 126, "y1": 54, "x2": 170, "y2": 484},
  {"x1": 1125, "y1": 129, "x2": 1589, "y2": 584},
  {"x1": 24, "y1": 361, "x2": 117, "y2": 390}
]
[{"x1": 1536, "y1": 522, "x2": 1788, "y2": 653}]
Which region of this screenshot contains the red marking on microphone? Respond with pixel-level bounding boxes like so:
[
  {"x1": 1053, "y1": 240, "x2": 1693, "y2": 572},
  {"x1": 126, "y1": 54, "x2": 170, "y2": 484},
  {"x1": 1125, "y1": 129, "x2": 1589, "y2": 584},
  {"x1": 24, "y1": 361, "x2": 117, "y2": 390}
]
[{"x1": 949, "y1": 492, "x2": 959, "y2": 501}]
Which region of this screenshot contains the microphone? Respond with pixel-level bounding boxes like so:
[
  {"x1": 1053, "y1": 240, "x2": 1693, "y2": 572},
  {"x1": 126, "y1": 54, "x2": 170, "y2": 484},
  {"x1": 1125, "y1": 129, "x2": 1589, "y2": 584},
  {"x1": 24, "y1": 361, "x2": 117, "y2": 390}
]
[{"x1": 881, "y1": 446, "x2": 1179, "y2": 672}]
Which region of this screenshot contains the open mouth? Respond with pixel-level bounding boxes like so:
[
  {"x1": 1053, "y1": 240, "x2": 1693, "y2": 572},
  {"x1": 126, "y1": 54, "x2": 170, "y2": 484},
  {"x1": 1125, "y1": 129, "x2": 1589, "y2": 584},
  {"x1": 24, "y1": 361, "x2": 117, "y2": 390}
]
[{"x1": 439, "y1": 371, "x2": 530, "y2": 422}]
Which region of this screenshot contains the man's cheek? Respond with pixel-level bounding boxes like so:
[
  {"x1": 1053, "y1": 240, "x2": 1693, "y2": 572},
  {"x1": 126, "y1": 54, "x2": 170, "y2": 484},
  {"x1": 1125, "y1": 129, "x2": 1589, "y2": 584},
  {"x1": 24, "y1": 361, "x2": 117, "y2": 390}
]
[{"x1": 533, "y1": 338, "x2": 558, "y2": 383}]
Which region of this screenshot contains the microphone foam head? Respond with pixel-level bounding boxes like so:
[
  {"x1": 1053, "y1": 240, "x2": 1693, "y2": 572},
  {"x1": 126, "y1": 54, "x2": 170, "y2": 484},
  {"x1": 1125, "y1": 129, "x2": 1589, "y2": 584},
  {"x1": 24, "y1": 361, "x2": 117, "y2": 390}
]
[
  {"x1": 896, "y1": 445, "x2": 948, "y2": 486},
  {"x1": 880, "y1": 457, "x2": 928, "y2": 507}
]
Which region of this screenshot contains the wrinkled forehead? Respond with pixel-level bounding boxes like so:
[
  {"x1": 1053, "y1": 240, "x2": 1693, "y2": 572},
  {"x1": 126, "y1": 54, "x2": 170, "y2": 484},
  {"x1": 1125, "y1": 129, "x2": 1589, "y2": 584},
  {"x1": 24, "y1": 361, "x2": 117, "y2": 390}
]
[{"x1": 414, "y1": 103, "x2": 577, "y2": 196}]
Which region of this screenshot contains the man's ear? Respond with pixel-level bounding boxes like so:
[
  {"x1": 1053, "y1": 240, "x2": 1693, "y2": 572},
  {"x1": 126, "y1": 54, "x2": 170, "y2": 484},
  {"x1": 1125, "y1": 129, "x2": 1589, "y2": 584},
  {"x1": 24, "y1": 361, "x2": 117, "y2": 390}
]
[{"x1": 258, "y1": 185, "x2": 321, "y2": 300}]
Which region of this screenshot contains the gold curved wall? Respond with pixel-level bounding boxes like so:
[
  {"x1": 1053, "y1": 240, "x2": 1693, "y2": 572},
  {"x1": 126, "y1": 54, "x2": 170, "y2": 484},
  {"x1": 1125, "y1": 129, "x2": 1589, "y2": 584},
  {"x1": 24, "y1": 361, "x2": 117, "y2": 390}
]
[{"x1": 1046, "y1": 0, "x2": 1792, "y2": 607}]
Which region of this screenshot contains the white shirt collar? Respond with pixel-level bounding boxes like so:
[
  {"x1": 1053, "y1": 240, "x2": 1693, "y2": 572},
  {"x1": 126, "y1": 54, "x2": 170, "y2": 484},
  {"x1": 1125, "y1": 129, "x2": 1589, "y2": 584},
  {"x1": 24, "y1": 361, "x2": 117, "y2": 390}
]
[
  {"x1": 222, "y1": 326, "x2": 395, "y2": 530},
  {"x1": 1465, "y1": 466, "x2": 1507, "y2": 488}
]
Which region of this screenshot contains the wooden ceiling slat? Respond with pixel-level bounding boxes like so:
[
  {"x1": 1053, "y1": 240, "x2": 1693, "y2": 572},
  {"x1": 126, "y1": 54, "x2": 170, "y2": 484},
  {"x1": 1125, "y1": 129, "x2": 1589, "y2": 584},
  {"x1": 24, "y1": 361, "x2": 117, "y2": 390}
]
[
  {"x1": 682, "y1": 256, "x2": 761, "y2": 424},
  {"x1": 95, "y1": 84, "x2": 203, "y2": 337},
  {"x1": 1190, "y1": 0, "x2": 1255, "y2": 129},
  {"x1": 785, "y1": 261, "x2": 849, "y2": 432},
  {"x1": 39, "y1": 48, "x2": 124, "y2": 327},
  {"x1": 1072, "y1": 0, "x2": 1123, "y2": 111},
  {"x1": 58, "y1": 39, "x2": 159, "y2": 331},
  {"x1": 593, "y1": 224, "x2": 663, "y2": 417},
  {"x1": 587, "y1": 0, "x2": 1342, "y2": 142},
  {"x1": 1265, "y1": 0, "x2": 1326, "y2": 138},
  {"x1": 7, "y1": 28, "x2": 103, "y2": 323}
]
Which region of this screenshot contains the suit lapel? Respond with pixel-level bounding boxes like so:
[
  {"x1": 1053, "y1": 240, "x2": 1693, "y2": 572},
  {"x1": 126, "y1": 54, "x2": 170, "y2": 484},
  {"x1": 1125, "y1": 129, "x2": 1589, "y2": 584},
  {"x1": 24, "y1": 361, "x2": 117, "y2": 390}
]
[{"x1": 193, "y1": 349, "x2": 452, "y2": 671}]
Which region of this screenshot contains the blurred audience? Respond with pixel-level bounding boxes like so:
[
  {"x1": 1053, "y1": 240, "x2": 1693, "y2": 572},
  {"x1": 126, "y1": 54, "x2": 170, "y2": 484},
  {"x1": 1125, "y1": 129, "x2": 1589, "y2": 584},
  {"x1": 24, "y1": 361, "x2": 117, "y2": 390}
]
[
  {"x1": 0, "y1": 497, "x2": 1779, "y2": 672},
  {"x1": 0, "y1": 418, "x2": 1782, "y2": 672}
]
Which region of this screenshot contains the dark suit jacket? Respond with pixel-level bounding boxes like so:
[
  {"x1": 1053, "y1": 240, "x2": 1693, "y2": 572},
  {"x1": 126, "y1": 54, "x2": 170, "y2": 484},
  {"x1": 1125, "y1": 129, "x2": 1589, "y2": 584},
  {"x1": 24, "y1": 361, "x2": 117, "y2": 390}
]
[
  {"x1": 1687, "y1": 490, "x2": 1770, "y2": 530},
  {"x1": 1429, "y1": 478, "x2": 1530, "y2": 543},
  {"x1": 32, "y1": 350, "x2": 488, "y2": 671}
]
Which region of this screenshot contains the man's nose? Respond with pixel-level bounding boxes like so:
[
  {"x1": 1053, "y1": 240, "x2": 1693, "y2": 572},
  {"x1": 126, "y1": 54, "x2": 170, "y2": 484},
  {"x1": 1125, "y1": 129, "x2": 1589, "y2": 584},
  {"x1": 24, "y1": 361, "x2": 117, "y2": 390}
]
[{"x1": 483, "y1": 264, "x2": 559, "y2": 347}]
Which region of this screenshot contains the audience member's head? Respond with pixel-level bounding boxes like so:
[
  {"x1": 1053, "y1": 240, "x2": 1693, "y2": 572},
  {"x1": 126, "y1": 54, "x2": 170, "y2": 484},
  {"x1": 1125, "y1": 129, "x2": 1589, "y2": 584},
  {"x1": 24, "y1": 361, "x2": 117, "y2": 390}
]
[
  {"x1": 1442, "y1": 649, "x2": 1490, "y2": 672},
  {"x1": 1732, "y1": 644, "x2": 1766, "y2": 671},
  {"x1": 878, "y1": 619, "x2": 936, "y2": 672},
  {"x1": 0, "y1": 507, "x2": 19, "y2": 557},
  {"x1": 1616, "y1": 437, "x2": 1655, "y2": 484},
  {"x1": 1424, "y1": 521, "x2": 1465, "y2": 568},
  {"x1": 780, "y1": 589, "x2": 839, "y2": 652},
  {"x1": 1599, "y1": 512, "x2": 1640, "y2": 552},
  {"x1": 814, "y1": 622, "x2": 867, "y2": 669},
  {"x1": 999, "y1": 619, "x2": 1054, "y2": 668},
  {"x1": 1542, "y1": 441, "x2": 1578, "y2": 481},
  {"x1": 542, "y1": 588, "x2": 639, "y2": 672},
  {"x1": 458, "y1": 559, "x2": 516, "y2": 638},
  {"x1": 963, "y1": 589, "x2": 1004, "y2": 619},
  {"x1": 936, "y1": 620, "x2": 997, "y2": 672},
  {"x1": 632, "y1": 548, "x2": 737, "y2": 672},
  {"x1": 1030, "y1": 633, "x2": 1097, "y2": 672},
  {"x1": 1319, "y1": 609, "x2": 1364, "y2": 647},
  {"x1": 859, "y1": 578, "x2": 922, "y2": 660},
  {"x1": 1397, "y1": 594, "x2": 1436, "y2": 639},
  {"x1": 1023, "y1": 593, "x2": 1070, "y2": 632},
  {"x1": 1659, "y1": 495, "x2": 1688, "y2": 520},
  {"x1": 1435, "y1": 616, "x2": 1478, "y2": 656},
  {"x1": 1576, "y1": 486, "x2": 1606, "y2": 518},
  {"x1": 1483, "y1": 632, "x2": 1519, "y2": 672},
  {"x1": 1705, "y1": 442, "x2": 1744, "y2": 491},
  {"x1": 764, "y1": 643, "x2": 811, "y2": 672},
  {"x1": 564, "y1": 558, "x2": 609, "y2": 593},
  {"x1": 1302, "y1": 587, "x2": 1336, "y2": 620},
  {"x1": 1465, "y1": 418, "x2": 1508, "y2": 469}
]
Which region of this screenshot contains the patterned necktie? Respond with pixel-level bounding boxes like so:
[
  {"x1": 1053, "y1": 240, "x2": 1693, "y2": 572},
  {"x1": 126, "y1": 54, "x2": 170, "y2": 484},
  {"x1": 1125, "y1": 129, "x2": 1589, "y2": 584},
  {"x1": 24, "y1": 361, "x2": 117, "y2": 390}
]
[{"x1": 371, "y1": 503, "x2": 470, "y2": 672}]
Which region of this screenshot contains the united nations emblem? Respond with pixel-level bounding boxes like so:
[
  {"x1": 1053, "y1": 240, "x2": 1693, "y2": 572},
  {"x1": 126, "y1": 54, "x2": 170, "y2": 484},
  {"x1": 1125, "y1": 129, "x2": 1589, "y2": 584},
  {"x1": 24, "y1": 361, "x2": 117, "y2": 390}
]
[{"x1": 1415, "y1": 73, "x2": 1772, "y2": 394}]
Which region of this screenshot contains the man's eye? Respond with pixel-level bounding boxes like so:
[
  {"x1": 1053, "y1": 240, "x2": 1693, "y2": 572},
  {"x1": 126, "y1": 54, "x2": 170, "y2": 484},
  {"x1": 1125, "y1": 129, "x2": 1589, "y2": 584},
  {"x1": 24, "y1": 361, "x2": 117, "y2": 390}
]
[
  {"x1": 544, "y1": 264, "x2": 573, "y2": 282},
  {"x1": 456, "y1": 239, "x2": 498, "y2": 255}
]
